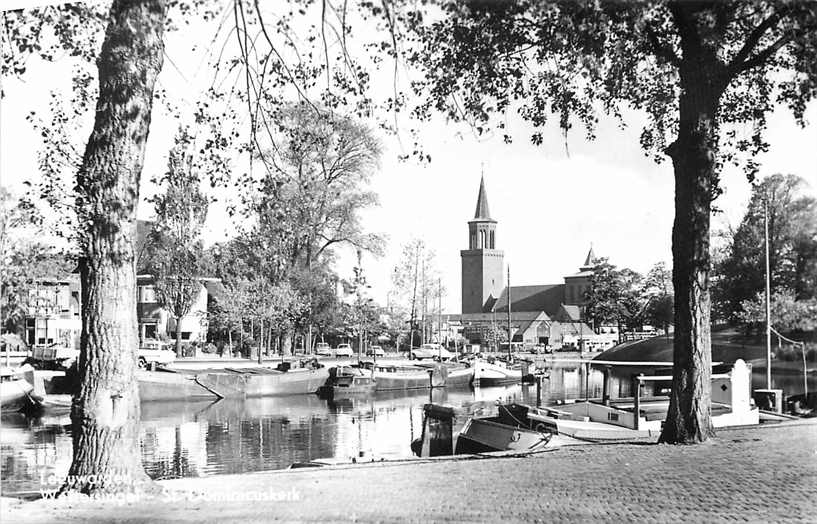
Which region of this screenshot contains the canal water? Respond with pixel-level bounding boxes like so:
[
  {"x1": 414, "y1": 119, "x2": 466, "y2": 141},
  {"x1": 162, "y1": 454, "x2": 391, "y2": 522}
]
[{"x1": 1, "y1": 362, "x2": 813, "y2": 495}]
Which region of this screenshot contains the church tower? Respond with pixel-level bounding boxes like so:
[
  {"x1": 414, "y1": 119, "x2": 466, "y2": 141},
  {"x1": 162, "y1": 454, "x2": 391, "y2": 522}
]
[
  {"x1": 461, "y1": 176, "x2": 504, "y2": 314},
  {"x1": 564, "y1": 244, "x2": 598, "y2": 306}
]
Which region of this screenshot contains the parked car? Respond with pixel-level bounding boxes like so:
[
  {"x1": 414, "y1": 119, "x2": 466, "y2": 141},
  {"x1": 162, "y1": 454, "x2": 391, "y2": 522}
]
[
  {"x1": 409, "y1": 343, "x2": 454, "y2": 361},
  {"x1": 366, "y1": 345, "x2": 385, "y2": 357},
  {"x1": 315, "y1": 342, "x2": 332, "y2": 357},
  {"x1": 335, "y1": 343, "x2": 354, "y2": 357},
  {"x1": 138, "y1": 339, "x2": 175, "y2": 369}
]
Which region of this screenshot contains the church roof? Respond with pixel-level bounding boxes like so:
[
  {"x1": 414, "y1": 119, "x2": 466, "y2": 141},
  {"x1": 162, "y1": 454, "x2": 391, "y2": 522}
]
[
  {"x1": 491, "y1": 284, "x2": 565, "y2": 316},
  {"x1": 473, "y1": 175, "x2": 492, "y2": 220},
  {"x1": 584, "y1": 246, "x2": 595, "y2": 267},
  {"x1": 451, "y1": 311, "x2": 549, "y2": 323},
  {"x1": 580, "y1": 245, "x2": 597, "y2": 270},
  {"x1": 557, "y1": 304, "x2": 582, "y2": 322}
]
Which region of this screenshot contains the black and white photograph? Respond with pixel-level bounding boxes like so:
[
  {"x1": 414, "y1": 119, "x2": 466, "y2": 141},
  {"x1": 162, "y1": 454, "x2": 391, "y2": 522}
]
[{"x1": 1, "y1": 0, "x2": 815, "y2": 522}]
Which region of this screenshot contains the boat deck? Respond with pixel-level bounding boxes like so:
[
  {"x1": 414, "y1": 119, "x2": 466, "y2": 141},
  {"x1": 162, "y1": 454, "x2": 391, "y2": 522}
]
[
  {"x1": 604, "y1": 399, "x2": 733, "y2": 420},
  {"x1": 172, "y1": 366, "x2": 302, "y2": 375}
]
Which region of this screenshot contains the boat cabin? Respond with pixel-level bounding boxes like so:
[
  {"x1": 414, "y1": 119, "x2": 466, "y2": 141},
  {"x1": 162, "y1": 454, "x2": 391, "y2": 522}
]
[{"x1": 527, "y1": 359, "x2": 759, "y2": 434}]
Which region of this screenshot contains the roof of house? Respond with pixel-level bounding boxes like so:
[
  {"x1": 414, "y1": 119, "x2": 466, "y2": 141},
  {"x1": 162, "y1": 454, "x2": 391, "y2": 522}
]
[
  {"x1": 203, "y1": 280, "x2": 228, "y2": 301},
  {"x1": 491, "y1": 284, "x2": 566, "y2": 316},
  {"x1": 514, "y1": 316, "x2": 551, "y2": 335}
]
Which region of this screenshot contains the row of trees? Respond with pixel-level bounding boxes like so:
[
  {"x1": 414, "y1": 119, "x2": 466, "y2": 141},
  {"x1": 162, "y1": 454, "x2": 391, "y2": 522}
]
[
  {"x1": 714, "y1": 174, "x2": 817, "y2": 333},
  {"x1": 587, "y1": 173, "x2": 816, "y2": 338},
  {"x1": 195, "y1": 105, "x2": 384, "y2": 357},
  {"x1": 585, "y1": 260, "x2": 674, "y2": 336},
  {"x1": 389, "y1": 238, "x2": 446, "y2": 349}
]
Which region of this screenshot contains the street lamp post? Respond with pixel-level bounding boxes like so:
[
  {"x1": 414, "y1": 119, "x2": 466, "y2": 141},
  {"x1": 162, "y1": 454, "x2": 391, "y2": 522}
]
[{"x1": 765, "y1": 195, "x2": 772, "y2": 390}]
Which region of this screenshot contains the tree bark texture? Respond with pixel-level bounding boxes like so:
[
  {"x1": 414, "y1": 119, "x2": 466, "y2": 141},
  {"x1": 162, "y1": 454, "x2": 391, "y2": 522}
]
[
  {"x1": 174, "y1": 315, "x2": 183, "y2": 358},
  {"x1": 660, "y1": 12, "x2": 726, "y2": 443},
  {"x1": 65, "y1": 0, "x2": 167, "y2": 495}
]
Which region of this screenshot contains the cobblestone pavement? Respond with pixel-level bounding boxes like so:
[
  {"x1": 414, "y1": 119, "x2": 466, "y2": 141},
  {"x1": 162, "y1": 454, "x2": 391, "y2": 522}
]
[{"x1": 2, "y1": 420, "x2": 815, "y2": 523}]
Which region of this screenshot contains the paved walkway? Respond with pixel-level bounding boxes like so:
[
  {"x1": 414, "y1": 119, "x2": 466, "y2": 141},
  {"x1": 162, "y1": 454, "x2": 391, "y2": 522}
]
[{"x1": 2, "y1": 420, "x2": 816, "y2": 523}]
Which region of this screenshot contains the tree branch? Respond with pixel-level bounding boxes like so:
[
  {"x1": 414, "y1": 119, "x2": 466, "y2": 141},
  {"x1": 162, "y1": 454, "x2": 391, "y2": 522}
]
[
  {"x1": 737, "y1": 34, "x2": 792, "y2": 73},
  {"x1": 644, "y1": 23, "x2": 679, "y2": 67},
  {"x1": 727, "y1": 9, "x2": 788, "y2": 75}
]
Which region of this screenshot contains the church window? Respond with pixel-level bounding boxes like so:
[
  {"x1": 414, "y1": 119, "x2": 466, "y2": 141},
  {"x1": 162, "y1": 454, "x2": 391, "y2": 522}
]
[
  {"x1": 480, "y1": 230, "x2": 486, "y2": 248},
  {"x1": 490, "y1": 231, "x2": 495, "y2": 249}
]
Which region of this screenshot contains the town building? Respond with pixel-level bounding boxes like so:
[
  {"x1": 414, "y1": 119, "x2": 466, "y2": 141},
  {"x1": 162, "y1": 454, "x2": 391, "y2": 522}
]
[
  {"x1": 22, "y1": 276, "x2": 81, "y2": 348},
  {"x1": 136, "y1": 274, "x2": 223, "y2": 344},
  {"x1": 136, "y1": 220, "x2": 225, "y2": 345},
  {"x1": 13, "y1": 221, "x2": 224, "y2": 352},
  {"x1": 454, "y1": 177, "x2": 602, "y2": 350}
]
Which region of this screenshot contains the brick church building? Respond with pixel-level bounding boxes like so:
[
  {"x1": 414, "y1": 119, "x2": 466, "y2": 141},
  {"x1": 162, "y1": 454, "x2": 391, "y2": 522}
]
[{"x1": 452, "y1": 177, "x2": 595, "y2": 348}]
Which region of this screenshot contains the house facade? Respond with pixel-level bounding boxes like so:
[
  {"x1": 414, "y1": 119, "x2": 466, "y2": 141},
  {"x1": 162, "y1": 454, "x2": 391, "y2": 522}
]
[
  {"x1": 136, "y1": 275, "x2": 225, "y2": 345},
  {"x1": 135, "y1": 220, "x2": 226, "y2": 345},
  {"x1": 23, "y1": 277, "x2": 82, "y2": 348}
]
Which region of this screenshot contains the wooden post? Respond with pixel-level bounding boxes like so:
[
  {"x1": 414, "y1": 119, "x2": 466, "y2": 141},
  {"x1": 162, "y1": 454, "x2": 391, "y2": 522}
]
[
  {"x1": 419, "y1": 404, "x2": 455, "y2": 457},
  {"x1": 602, "y1": 366, "x2": 610, "y2": 406},
  {"x1": 536, "y1": 374, "x2": 542, "y2": 408},
  {"x1": 802, "y1": 342, "x2": 808, "y2": 399},
  {"x1": 257, "y1": 319, "x2": 263, "y2": 365},
  {"x1": 632, "y1": 374, "x2": 642, "y2": 430},
  {"x1": 584, "y1": 361, "x2": 590, "y2": 401}
]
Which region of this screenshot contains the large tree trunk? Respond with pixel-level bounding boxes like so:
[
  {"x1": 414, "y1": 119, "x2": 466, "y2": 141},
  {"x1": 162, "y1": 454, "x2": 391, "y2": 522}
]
[
  {"x1": 64, "y1": 0, "x2": 167, "y2": 495},
  {"x1": 660, "y1": 23, "x2": 726, "y2": 443},
  {"x1": 174, "y1": 315, "x2": 183, "y2": 358}
]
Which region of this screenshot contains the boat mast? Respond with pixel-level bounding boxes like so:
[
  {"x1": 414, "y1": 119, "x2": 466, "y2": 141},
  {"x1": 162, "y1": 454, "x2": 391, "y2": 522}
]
[
  {"x1": 507, "y1": 265, "x2": 512, "y2": 361},
  {"x1": 764, "y1": 193, "x2": 772, "y2": 390}
]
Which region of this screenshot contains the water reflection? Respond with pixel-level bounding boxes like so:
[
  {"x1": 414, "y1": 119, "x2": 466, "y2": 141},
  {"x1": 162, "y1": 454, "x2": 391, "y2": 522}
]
[{"x1": 2, "y1": 361, "x2": 814, "y2": 494}]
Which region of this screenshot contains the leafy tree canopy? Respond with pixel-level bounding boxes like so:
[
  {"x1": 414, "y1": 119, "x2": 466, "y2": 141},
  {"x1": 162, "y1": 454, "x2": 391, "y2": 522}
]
[
  {"x1": 395, "y1": 1, "x2": 817, "y2": 185},
  {"x1": 715, "y1": 173, "x2": 817, "y2": 320}
]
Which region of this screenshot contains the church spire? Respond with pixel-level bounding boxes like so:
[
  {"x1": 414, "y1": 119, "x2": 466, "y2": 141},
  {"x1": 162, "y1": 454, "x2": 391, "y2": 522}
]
[
  {"x1": 474, "y1": 175, "x2": 492, "y2": 220},
  {"x1": 581, "y1": 244, "x2": 597, "y2": 270}
]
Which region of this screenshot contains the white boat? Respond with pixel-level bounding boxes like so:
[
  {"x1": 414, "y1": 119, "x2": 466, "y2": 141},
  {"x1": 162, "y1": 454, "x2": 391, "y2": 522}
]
[
  {"x1": 139, "y1": 365, "x2": 331, "y2": 401},
  {"x1": 531, "y1": 359, "x2": 759, "y2": 439},
  {"x1": 373, "y1": 363, "x2": 447, "y2": 391},
  {"x1": 472, "y1": 359, "x2": 520, "y2": 386},
  {"x1": 0, "y1": 367, "x2": 36, "y2": 411},
  {"x1": 456, "y1": 359, "x2": 760, "y2": 451},
  {"x1": 444, "y1": 365, "x2": 476, "y2": 387}
]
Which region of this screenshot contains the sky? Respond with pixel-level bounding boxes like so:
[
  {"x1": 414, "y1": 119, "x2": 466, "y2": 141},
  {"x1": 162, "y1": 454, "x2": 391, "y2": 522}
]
[{"x1": 2, "y1": 2, "x2": 816, "y2": 314}]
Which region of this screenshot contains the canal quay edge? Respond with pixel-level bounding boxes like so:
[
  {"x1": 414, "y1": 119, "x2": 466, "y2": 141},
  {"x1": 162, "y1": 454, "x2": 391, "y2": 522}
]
[{"x1": 2, "y1": 419, "x2": 815, "y2": 523}]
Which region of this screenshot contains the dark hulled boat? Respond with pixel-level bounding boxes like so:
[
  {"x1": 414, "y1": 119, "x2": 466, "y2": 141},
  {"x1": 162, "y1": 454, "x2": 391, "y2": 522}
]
[
  {"x1": 454, "y1": 403, "x2": 557, "y2": 454},
  {"x1": 318, "y1": 366, "x2": 376, "y2": 399}
]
